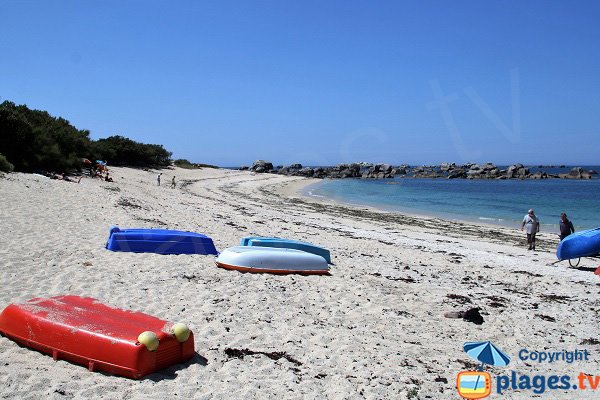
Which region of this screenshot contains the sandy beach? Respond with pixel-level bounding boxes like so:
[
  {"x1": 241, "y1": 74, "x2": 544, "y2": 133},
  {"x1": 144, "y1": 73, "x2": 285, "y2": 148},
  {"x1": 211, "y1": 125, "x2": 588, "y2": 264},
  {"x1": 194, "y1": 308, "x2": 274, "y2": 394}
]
[{"x1": 0, "y1": 167, "x2": 598, "y2": 399}]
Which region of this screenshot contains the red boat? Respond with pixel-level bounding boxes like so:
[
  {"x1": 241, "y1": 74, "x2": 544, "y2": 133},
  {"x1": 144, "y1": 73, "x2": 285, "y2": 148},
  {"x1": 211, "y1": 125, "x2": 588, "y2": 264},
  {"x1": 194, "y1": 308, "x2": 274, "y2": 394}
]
[{"x1": 0, "y1": 295, "x2": 195, "y2": 379}]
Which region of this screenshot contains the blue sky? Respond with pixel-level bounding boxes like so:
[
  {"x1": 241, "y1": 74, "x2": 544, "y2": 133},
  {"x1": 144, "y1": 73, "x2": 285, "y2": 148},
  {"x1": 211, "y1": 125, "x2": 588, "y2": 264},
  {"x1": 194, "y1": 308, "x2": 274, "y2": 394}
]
[{"x1": 1, "y1": 1, "x2": 599, "y2": 166}]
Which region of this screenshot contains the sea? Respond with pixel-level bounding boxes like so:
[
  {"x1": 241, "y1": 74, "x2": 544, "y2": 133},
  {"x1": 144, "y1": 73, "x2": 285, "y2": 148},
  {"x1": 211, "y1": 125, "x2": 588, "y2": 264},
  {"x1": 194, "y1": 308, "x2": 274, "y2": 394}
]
[{"x1": 304, "y1": 166, "x2": 600, "y2": 232}]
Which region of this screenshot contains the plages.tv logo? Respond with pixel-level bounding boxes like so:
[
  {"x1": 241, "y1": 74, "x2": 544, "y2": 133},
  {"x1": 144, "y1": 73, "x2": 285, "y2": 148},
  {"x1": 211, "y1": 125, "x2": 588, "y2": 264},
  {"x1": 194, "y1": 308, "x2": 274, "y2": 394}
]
[
  {"x1": 456, "y1": 341, "x2": 511, "y2": 399},
  {"x1": 456, "y1": 370, "x2": 492, "y2": 399}
]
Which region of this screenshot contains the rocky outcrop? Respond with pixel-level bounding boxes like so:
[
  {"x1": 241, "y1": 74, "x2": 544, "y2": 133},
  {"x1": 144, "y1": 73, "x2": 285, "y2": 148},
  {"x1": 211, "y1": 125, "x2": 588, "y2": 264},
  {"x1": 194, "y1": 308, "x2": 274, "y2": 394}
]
[
  {"x1": 250, "y1": 160, "x2": 273, "y2": 173},
  {"x1": 362, "y1": 164, "x2": 396, "y2": 179},
  {"x1": 278, "y1": 164, "x2": 303, "y2": 176},
  {"x1": 559, "y1": 167, "x2": 592, "y2": 180},
  {"x1": 243, "y1": 161, "x2": 596, "y2": 181},
  {"x1": 505, "y1": 164, "x2": 529, "y2": 179},
  {"x1": 529, "y1": 171, "x2": 548, "y2": 179}
]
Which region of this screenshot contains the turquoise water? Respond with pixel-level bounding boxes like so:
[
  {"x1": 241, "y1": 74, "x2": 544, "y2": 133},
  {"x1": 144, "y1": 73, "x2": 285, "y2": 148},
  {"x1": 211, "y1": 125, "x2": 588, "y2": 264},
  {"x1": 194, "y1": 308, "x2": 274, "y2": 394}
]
[{"x1": 305, "y1": 169, "x2": 600, "y2": 232}]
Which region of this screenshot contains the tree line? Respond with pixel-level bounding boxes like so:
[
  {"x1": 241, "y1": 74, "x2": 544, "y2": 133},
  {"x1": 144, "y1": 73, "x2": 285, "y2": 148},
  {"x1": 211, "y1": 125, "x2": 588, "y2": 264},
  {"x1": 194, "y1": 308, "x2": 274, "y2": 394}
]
[{"x1": 0, "y1": 100, "x2": 172, "y2": 172}]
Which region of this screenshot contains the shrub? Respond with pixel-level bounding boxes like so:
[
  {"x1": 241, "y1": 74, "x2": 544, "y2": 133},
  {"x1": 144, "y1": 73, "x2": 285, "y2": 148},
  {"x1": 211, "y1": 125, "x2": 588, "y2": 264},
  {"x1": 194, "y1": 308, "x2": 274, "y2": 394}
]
[
  {"x1": 173, "y1": 159, "x2": 219, "y2": 169},
  {"x1": 0, "y1": 101, "x2": 173, "y2": 172},
  {"x1": 0, "y1": 153, "x2": 14, "y2": 172}
]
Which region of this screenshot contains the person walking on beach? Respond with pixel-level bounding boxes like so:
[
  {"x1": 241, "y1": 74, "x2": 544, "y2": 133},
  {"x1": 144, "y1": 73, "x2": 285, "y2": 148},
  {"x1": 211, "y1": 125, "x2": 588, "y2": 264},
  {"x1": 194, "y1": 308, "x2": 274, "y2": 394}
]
[
  {"x1": 559, "y1": 213, "x2": 575, "y2": 241},
  {"x1": 521, "y1": 209, "x2": 540, "y2": 250},
  {"x1": 170, "y1": 176, "x2": 176, "y2": 189},
  {"x1": 157, "y1": 173, "x2": 162, "y2": 186}
]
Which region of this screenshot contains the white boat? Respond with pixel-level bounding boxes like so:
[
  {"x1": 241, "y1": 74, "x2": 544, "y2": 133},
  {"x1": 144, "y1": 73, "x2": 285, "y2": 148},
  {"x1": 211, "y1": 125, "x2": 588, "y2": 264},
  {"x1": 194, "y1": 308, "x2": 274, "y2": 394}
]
[
  {"x1": 240, "y1": 236, "x2": 331, "y2": 263},
  {"x1": 216, "y1": 246, "x2": 329, "y2": 275}
]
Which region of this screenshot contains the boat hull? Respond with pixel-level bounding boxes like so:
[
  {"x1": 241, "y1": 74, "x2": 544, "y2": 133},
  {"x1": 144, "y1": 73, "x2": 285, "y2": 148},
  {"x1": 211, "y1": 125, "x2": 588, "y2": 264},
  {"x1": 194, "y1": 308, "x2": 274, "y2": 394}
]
[
  {"x1": 241, "y1": 236, "x2": 331, "y2": 263},
  {"x1": 216, "y1": 246, "x2": 329, "y2": 275},
  {"x1": 556, "y1": 227, "x2": 600, "y2": 260},
  {"x1": 0, "y1": 296, "x2": 195, "y2": 379},
  {"x1": 106, "y1": 226, "x2": 218, "y2": 255}
]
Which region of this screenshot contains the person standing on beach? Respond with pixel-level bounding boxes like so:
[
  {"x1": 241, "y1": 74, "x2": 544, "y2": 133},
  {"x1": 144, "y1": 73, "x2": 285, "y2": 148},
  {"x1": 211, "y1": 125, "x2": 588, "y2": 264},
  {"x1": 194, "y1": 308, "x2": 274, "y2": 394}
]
[
  {"x1": 170, "y1": 176, "x2": 176, "y2": 189},
  {"x1": 157, "y1": 173, "x2": 162, "y2": 186},
  {"x1": 559, "y1": 213, "x2": 575, "y2": 241},
  {"x1": 521, "y1": 209, "x2": 540, "y2": 250}
]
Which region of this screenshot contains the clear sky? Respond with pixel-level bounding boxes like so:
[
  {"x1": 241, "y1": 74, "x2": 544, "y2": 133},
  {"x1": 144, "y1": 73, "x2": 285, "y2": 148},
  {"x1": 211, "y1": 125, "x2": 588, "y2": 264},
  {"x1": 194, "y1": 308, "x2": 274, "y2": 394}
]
[{"x1": 1, "y1": 1, "x2": 599, "y2": 166}]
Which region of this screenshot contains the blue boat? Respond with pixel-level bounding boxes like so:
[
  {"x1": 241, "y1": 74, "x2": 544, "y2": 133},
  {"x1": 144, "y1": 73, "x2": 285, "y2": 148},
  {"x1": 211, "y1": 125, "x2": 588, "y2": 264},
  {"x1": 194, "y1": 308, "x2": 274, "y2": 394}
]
[
  {"x1": 241, "y1": 236, "x2": 331, "y2": 263},
  {"x1": 556, "y1": 227, "x2": 600, "y2": 261},
  {"x1": 106, "y1": 227, "x2": 218, "y2": 255}
]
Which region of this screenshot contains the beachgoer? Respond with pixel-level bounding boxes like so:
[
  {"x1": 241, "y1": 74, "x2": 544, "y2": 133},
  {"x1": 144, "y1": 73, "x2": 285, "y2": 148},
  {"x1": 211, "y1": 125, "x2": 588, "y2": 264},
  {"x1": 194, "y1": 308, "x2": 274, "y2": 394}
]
[
  {"x1": 521, "y1": 209, "x2": 540, "y2": 250},
  {"x1": 157, "y1": 173, "x2": 162, "y2": 186},
  {"x1": 559, "y1": 213, "x2": 575, "y2": 241},
  {"x1": 170, "y1": 176, "x2": 176, "y2": 189},
  {"x1": 105, "y1": 173, "x2": 113, "y2": 182}
]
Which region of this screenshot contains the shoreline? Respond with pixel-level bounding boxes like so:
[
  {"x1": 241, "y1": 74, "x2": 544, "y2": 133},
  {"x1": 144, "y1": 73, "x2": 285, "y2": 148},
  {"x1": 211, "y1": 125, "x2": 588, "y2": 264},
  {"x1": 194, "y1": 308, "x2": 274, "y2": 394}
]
[
  {"x1": 1, "y1": 167, "x2": 598, "y2": 399},
  {"x1": 284, "y1": 177, "x2": 591, "y2": 234},
  {"x1": 273, "y1": 177, "x2": 562, "y2": 247}
]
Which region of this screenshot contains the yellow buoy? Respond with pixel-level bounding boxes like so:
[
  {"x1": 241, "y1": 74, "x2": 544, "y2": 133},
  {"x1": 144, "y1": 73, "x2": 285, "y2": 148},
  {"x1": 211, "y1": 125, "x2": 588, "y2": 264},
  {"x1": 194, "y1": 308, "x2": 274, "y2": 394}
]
[
  {"x1": 171, "y1": 323, "x2": 190, "y2": 343},
  {"x1": 137, "y1": 331, "x2": 159, "y2": 351}
]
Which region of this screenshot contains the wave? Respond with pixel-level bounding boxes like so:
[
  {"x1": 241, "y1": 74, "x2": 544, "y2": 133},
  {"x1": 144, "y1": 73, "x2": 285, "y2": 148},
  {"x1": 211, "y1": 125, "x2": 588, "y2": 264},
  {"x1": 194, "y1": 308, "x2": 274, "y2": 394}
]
[{"x1": 307, "y1": 190, "x2": 325, "y2": 198}]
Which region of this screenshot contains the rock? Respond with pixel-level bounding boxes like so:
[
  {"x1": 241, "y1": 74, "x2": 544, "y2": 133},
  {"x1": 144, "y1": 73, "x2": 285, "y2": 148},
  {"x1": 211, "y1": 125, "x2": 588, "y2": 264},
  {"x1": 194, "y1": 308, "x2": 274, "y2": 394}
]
[
  {"x1": 414, "y1": 170, "x2": 443, "y2": 178},
  {"x1": 349, "y1": 163, "x2": 361, "y2": 175},
  {"x1": 506, "y1": 164, "x2": 528, "y2": 179},
  {"x1": 487, "y1": 168, "x2": 500, "y2": 177},
  {"x1": 313, "y1": 167, "x2": 327, "y2": 179},
  {"x1": 250, "y1": 160, "x2": 273, "y2": 173},
  {"x1": 569, "y1": 167, "x2": 584, "y2": 178},
  {"x1": 298, "y1": 167, "x2": 314, "y2": 177},
  {"x1": 239, "y1": 166, "x2": 249, "y2": 171},
  {"x1": 529, "y1": 171, "x2": 547, "y2": 179},
  {"x1": 560, "y1": 167, "x2": 592, "y2": 179},
  {"x1": 440, "y1": 162, "x2": 455, "y2": 171},
  {"x1": 516, "y1": 167, "x2": 529, "y2": 178},
  {"x1": 447, "y1": 169, "x2": 466, "y2": 179},
  {"x1": 462, "y1": 308, "x2": 484, "y2": 325},
  {"x1": 443, "y1": 307, "x2": 484, "y2": 325},
  {"x1": 360, "y1": 163, "x2": 396, "y2": 179},
  {"x1": 278, "y1": 163, "x2": 304, "y2": 176}
]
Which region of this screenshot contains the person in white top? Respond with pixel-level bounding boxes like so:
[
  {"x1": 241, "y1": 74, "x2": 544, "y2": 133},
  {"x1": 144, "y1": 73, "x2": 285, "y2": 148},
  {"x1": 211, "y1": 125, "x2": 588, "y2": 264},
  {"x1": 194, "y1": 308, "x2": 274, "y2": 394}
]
[{"x1": 520, "y1": 209, "x2": 540, "y2": 250}]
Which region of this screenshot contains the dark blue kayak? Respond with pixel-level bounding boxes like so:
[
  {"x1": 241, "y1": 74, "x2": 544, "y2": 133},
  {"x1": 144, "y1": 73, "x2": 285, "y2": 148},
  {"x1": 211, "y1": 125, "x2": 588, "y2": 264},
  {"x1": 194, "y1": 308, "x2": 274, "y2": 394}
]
[
  {"x1": 106, "y1": 227, "x2": 218, "y2": 255},
  {"x1": 556, "y1": 227, "x2": 600, "y2": 260},
  {"x1": 241, "y1": 236, "x2": 331, "y2": 263}
]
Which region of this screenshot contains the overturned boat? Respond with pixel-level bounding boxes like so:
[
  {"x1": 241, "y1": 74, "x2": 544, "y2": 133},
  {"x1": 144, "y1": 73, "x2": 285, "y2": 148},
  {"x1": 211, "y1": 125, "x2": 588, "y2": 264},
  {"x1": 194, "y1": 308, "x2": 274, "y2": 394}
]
[
  {"x1": 241, "y1": 236, "x2": 331, "y2": 263},
  {"x1": 106, "y1": 226, "x2": 218, "y2": 255},
  {"x1": 0, "y1": 295, "x2": 195, "y2": 379},
  {"x1": 216, "y1": 246, "x2": 329, "y2": 275},
  {"x1": 556, "y1": 227, "x2": 600, "y2": 261}
]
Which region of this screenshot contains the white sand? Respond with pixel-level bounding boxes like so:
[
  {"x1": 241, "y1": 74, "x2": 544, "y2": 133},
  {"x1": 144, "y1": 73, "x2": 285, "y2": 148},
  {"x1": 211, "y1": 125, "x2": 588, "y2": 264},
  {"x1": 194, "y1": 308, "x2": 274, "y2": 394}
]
[{"x1": 0, "y1": 167, "x2": 598, "y2": 399}]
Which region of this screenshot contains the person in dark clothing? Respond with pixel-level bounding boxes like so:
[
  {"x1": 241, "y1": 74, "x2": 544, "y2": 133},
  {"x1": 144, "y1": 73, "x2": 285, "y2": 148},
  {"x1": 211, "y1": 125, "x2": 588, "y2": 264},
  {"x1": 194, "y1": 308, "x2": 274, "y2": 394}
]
[{"x1": 559, "y1": 213, "x2": 575, "y2": 241}]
